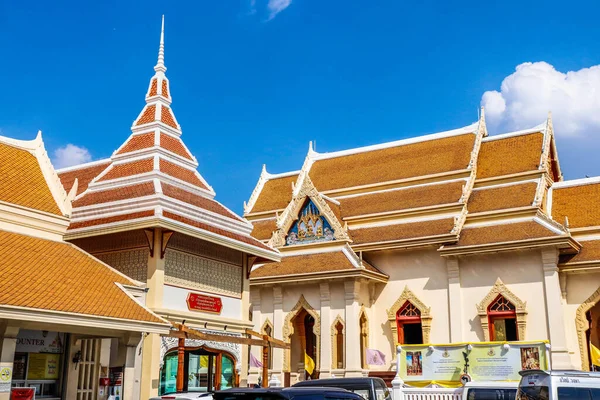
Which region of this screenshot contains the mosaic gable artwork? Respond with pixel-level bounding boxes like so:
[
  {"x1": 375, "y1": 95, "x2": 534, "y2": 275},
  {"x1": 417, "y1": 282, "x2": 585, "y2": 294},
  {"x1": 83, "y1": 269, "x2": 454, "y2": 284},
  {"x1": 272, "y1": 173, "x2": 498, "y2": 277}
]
[{"x1": 286, "y1": 199, "x2": 334, "y2": 245}]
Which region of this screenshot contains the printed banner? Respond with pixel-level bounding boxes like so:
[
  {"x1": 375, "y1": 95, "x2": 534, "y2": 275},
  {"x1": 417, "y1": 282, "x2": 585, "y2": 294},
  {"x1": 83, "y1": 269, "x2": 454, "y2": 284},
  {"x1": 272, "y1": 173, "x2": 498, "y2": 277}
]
[
  {"x1": 27, "y1": 353, "x2": 60, "y2": 380},
  {"x1": 400, "y1": 341, "x2": 548, "y2": 384},
  {"x1": 16, "y1": 330, "x2": 64, "y2": 354}
]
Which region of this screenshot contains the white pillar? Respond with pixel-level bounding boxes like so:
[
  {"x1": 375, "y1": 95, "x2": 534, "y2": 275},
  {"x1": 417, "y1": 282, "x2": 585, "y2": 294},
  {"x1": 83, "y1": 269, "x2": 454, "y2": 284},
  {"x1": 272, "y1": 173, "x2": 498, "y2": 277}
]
[
  {"x1": 446, "y1": 257, "x2": 463, "y2": 343},
  {"x1": 541, "y1": 248, "x2": 573, "y2": 369},
  {"x1": 391, "y1": 345, "x2": 404, "y2": 400},
  {"x1": 271, "y1": 287, "x2": 284, "y2": 386},
  {"x1": 319, "y1": 282, "x2": 332, "y2": 378},
  {"x1": 0, "y1": 326, "x2": 19, "y2": 400},
  {"x1": 249, "y1": 289, "x2": 262, "y2": 385},
  {"x1": 344, "y1": 280, "x2": 362, "y2": 377},
  {"x1": 122, "y1": 345, "x2": 137, "y2": 400}
]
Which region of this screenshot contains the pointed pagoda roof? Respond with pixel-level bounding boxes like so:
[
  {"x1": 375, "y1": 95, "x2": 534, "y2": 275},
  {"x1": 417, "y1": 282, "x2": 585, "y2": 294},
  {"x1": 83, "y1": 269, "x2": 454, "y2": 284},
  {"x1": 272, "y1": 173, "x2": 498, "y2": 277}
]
[{"x1": 58, "y1": 17, "x2": 278, "y2": 262}]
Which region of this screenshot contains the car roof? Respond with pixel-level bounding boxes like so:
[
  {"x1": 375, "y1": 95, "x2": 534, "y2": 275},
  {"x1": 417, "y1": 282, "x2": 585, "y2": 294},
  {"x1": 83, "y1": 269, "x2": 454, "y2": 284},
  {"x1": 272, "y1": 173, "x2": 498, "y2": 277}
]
[
  {"x1": 217, "y1": 387, "x2": 352, "y2": 394},
  {"x1": 464, "y1": 381, "x2": 519, "y2": 388},
  {"x1": 294, "y1": 377, "x2": 383, "y2": 386},
  {"x1": 519, "y1": 369, "x2": 600, "y2": 378}
]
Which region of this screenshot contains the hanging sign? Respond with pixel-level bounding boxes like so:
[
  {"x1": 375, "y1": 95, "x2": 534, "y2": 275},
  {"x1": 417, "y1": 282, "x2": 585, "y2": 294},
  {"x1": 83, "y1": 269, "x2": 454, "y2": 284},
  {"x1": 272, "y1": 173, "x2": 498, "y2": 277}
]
[
  {"x1": 186, "y1": 293, "x2": 223, "y2": 314},
  {"x1": 0, "y1": 363, "x2": 12, "y2": 393},
  {"x1": 11, "y1": 388, "x2": 34, "y2": 400},
  {"x1": 16, "y1": 330, "x2": 64, "y2": 354}
]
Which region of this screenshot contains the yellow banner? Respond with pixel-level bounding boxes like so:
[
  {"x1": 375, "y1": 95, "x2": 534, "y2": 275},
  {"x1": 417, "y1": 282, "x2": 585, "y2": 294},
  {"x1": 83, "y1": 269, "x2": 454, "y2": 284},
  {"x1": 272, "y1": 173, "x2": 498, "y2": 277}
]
[
  {"x1": 27, "y1": 354, "x2": 60, "y2": 380},
  {"x1": 400, "y1": 341, "x2": 548, "y2": 383}
]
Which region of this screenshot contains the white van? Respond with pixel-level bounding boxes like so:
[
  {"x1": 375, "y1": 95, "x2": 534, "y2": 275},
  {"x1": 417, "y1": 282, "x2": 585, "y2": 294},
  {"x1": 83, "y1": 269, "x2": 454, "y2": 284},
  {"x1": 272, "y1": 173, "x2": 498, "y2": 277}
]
[
  {"x1": 517, "y1": 369, "x2": 600, "y2": 399},
  {"x1": 462, "y1": 381, "x2": 519, "y2": 400}
]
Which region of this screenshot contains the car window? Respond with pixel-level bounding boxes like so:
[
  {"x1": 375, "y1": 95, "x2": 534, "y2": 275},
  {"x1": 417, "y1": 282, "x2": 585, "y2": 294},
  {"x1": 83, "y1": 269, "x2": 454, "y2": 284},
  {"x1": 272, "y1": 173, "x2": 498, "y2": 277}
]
[
  {"x1": 373, "y1": 381, "x2": 389, "y2": 400},
  {"x1": 557, "y1": 387, "x2": 593, "y2": 400},
  {"x1": 466, "y1": 389, "x2": 517, "y2": 400},
  {"x1": 516, "y1": 386, "x2": 550, "y2": 400}
]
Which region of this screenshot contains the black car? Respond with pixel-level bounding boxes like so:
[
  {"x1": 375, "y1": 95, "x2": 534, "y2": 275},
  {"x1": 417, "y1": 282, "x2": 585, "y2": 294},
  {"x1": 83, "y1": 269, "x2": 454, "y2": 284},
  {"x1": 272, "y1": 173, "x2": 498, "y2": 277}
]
[
  {"x1": 214, "y1": 387, "x2": 364, "y2": 400},
  {"x1": 293, "y1": 378, "x2": 391, "y2": 400}
]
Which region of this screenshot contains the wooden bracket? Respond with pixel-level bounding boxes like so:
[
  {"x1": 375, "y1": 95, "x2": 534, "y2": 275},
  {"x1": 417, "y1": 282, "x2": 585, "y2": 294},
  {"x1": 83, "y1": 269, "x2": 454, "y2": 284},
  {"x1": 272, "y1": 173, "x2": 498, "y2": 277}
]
[
  {"x1": 161, "y1": 230, "x2": 174, "y2": 259},
  {"x1": 247, "y1": 256, "x2": 259, "y2": 279},
  {"x1": 144, "y1": 229, "x2": 155, "y2": 257}
]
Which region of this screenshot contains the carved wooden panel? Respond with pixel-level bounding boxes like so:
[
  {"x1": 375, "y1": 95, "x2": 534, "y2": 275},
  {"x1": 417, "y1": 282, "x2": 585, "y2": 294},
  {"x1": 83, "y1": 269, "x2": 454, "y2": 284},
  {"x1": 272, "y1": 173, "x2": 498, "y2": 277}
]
[
  {"x1": 70, "y1": 230, "x2": 147, "y2": 253},
  {"x1": 94, "y1": 248, "x2": 148, "y2": 282},
  {"x1": 168, "y1": 233, "x2": 243, "y2": 266},
  {"x1": 164, "y1": 248, "x2": 242, "y2": 297}
]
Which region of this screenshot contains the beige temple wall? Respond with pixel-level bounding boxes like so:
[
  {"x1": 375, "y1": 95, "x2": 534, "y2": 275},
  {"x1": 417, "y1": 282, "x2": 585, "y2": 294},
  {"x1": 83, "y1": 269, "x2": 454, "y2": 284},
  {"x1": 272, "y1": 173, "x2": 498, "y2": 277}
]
[
  {"x1": 563, "y1": 270, "x2": 600, "y2": 370},
  {"x1": 457, "y1": 250, "x2": 549, "y2": 342}
]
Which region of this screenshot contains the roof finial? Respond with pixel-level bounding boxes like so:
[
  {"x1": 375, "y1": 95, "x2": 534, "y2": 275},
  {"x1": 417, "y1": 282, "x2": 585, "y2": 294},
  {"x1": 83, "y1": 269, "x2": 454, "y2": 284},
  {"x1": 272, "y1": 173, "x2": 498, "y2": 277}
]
[{"x1": 154, "y1": 15, "x2": 167, "y2": 73}]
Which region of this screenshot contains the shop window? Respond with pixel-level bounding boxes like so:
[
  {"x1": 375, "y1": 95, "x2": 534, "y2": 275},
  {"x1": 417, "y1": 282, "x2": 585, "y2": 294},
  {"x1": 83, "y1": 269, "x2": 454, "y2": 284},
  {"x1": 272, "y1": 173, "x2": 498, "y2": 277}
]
[
  {"x1": 396, "y1": 301, "x2": 423, "y2": 344},
  {"x1": 488, "y1": 295, "x2": 518, "y2": 341}
]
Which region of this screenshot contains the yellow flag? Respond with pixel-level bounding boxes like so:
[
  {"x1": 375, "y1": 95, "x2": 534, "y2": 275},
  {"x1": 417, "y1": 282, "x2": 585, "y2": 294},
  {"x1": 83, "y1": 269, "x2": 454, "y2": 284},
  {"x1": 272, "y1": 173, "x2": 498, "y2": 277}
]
[
  {"x1": 200, "y1": 355, "x2": 209, "y2": 368},
  {"x1": 591, "y1": 343, "x2": 600, "y2": 367},
  {"x1": 304, "y1": 352, "x2": 315, "y2": 374}
]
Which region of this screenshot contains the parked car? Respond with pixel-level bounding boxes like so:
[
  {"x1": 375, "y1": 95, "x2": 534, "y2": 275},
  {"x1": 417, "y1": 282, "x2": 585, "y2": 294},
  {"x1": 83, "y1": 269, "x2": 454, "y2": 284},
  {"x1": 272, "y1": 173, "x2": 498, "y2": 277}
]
[
  {"x1": 214, "y1": 387, "x2": 364, "y2": 400},
  {"x1": 461, "y1": 381, "x2": 518, "y2": 400},
  {"x1": 293, "y1": 377, "x2": 391, "y2": 400},
  {"x1": 151, "y1": 391, "x2": 214, "y2": 400},
  {"x1": 517, "y1": 369, "x2": 600, "y2": 399}
]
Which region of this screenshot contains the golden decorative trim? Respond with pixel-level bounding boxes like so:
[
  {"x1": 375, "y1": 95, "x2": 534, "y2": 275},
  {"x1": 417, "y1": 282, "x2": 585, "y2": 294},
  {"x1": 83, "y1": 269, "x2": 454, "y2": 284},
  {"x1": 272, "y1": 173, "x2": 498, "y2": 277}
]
[
  {"x1": 386, "y1": 286, "x2": 432, "y2": 344},
  {"x1": 282, "y1": 295, "x2": 321, "y2": 372},
  {"x1": 575, "y1": 285, "x2": 600, "y2": 371},
  {"x1": 359, "y1": 306, "x2": 369, "y2": 369},
  {"x1": 476, "y1": 278, "x2": 527, "y2": 341}
]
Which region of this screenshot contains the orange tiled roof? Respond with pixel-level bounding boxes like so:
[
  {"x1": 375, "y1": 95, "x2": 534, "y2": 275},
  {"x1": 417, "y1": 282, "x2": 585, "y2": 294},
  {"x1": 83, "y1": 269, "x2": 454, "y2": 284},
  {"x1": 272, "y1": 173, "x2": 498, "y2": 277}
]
[
  {"x1": 552, "y1": 182, "x2": 600, "y2": 229},
  {"x1": 468, "y1": 182, "x2": 538, "y2": 214},
  {"x1": 69, "y1": 210, "x2": 155, "y2": 230},
  {"x1": 98, "y1": 158, "x2": 154, "y2": 181},
  {"x1": 163, "y1": 211, "x2": 273, "y2": 252},
  {"x1": 250, "y1": 174, "x2": 298, "y2": 213},
  {"x1": 136, "y1": 105, "x2": 156, "y2": 126},
  {"x1": 0, "y1": 143, "x2": 62, "y2": 216},
  {"x1": 116, "y1": 133, "x2": 155, "y2": 155},
  {"x1": 58, "y1": 161, "x2": 111, "y2": 196},
  {"x1": 251, "y1": 251, "x2": 382, "y2": 278},
  {"x1": 159, "y1": 159, "x2": 208, "y2": 189},
  {"x1": 477, "y1": 133, "x2": 543, "y2": 179},
  {"x1": 162, "y1": 183, "x2": 243, "y2": 221},
  {"x1": 161, "y1": 107, "x2": 178, "y2": 128},
  {"x1": 560, "y1": 240, "x2": 600, "y2": 264},
  {"x1": 162, "y1": 80, "x2": 169, "y2": 98},
  {"x1": 339, "y1": 181, "x2": 464, "y2": 218},
  {"x1": 73, "y1": 182, "x2": 156, "y2": 207},
  {"x1": 310, "y1": 134, "x2": 475, "y2": 191},
  {"x1": 0, "y1": 229, "x2": 164, "y2": 323},
  {"x1": 350, "y1": 218, "x2": 455, "y2": 245},
  {"x1": 454, "y1": 220, "x2": 562, "y2": 247},
  {"x1": 160, "y1": 133, "x2": 192, "y2": 160},
  {"x1": 251, "y1": 219, "x2": 277, "y2": 241},
  {"x1": 149, "y1": 79, "x2": 158, "y2": 97}
]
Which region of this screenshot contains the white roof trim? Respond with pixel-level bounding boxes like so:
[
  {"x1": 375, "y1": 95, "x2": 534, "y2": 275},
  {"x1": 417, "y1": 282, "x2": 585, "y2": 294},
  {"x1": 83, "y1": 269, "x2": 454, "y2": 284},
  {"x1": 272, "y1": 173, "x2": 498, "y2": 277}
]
[
  {"x1": 482, "y1": 123, "x2": 546, "y2": 142},
  {"x1": 349, "y1": 213, "x2": 457, "y2": 230},
  {"x1": 309, "y1": 122, "x2": 478, "y2": 161},
  {"x1": 552, "y1": 176, "x2": 600, "y2": 189},
  {"x1": 56, "y1": 158, "x2": 111, "y2": 173},
  {"x1": 471, "y1": 178, "x2": 541, "y2": 191}
]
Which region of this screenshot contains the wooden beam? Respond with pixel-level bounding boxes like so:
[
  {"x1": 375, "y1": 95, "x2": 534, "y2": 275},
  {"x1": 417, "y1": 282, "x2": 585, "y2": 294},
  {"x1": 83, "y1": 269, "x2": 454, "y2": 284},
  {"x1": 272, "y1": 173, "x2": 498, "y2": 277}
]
[
  {"x1": 262, "y1": 334, "x2": 269, "y2": 388},
  {"x1": 170, "y1": 324, "x2": 268, "y2": 347},
  {"x1": 176, "y1": 337, "x2": 185, "y2": 393},
  {"x1": 245, "y1": 328, "x2": 290, "y2": 349}
]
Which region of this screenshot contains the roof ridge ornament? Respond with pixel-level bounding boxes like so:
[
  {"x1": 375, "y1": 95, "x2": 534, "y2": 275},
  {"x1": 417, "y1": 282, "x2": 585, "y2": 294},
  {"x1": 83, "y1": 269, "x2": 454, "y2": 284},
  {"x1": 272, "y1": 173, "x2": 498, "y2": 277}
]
[{"x1": 154, "y1": 15, "x2": 167, "y2": 73}]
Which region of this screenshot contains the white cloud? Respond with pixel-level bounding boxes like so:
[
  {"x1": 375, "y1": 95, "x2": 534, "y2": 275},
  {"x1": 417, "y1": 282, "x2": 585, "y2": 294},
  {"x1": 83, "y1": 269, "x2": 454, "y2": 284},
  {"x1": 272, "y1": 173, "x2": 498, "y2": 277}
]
[
  {"x1": 267, "y1": 0, "x2": 292, "y2": 20},
  {"x1": 481, "y1": 62, "x2": 600, "y2": 138},
  {"x1": 53, "y1": 144, "x2": 92, "y2": 169}
]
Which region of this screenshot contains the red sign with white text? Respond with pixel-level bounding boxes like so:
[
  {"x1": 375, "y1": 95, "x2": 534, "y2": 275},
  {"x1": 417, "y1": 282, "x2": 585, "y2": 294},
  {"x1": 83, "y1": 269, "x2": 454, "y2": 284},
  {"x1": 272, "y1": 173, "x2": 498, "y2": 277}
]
[{"x1": 186, "y1": 293, "x2": 223, "y2": 314}]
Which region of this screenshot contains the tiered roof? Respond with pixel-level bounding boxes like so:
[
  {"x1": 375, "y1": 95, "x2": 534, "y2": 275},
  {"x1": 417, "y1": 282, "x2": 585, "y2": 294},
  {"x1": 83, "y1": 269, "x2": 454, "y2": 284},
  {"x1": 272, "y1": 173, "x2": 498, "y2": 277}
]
[
  {"x1": 0, "y1": 133, "x2": 168, "y2": 332},
  {"x1": 246, "y1": 110, "x2": 588, "y2": 280},
  {"x1": 58, "y1": 18, "x2": 279, "y2": 262}
]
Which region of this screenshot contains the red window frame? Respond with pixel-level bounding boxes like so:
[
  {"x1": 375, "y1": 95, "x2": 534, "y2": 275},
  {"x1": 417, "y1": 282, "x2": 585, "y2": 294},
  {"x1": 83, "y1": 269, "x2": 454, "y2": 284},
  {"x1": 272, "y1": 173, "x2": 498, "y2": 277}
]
[
  {"x1": 487, "y1": 294, "x2": 518, "y2": 341},
  {"x1": 396, "y1": 301, "x2": 421, "y2": 344}
]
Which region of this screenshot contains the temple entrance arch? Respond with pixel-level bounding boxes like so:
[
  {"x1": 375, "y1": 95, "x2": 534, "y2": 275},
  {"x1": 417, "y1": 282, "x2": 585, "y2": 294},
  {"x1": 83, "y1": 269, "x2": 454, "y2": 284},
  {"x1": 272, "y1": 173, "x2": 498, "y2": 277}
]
[
  {"x1": 283, "y1": 295, "x2": 320, "y2": 378},
  {"x1": 576, "y1": 286, "x2": 600, "y2": 371}
]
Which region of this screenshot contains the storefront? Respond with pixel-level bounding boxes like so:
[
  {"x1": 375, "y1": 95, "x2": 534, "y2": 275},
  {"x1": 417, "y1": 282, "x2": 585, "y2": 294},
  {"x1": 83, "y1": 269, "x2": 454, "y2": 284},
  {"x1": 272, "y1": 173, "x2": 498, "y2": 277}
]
[{"x1": 11, "y1": 330, "x2": 66, "y2": 399}]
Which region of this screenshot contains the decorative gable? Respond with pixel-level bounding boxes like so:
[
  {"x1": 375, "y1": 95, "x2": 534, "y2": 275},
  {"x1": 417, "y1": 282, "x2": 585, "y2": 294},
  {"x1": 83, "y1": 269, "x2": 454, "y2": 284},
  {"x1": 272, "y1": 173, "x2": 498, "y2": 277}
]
[{"x1": 286, "y1": 199, "x2": 334, "y2": 245}]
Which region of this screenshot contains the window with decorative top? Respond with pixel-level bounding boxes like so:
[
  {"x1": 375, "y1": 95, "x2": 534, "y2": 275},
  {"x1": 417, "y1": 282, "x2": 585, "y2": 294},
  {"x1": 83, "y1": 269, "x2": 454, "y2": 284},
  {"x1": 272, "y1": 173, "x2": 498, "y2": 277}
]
[
  {"x1": 488, "y1": 295, "x2": 518, "y2": 341},
  {"x1": 396, "y1": 301, "x2": 423, "y2": 344},
  {"x1": 477, "y1": 279, "x2": 527, "y2": 342}
]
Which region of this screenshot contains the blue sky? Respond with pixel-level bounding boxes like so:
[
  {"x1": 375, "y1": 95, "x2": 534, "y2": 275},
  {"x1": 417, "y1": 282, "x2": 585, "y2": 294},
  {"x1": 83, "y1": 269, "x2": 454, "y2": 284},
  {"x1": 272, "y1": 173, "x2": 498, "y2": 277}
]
[{"x1": 2, "y1": 0, "x2": 600, "y2": 213}]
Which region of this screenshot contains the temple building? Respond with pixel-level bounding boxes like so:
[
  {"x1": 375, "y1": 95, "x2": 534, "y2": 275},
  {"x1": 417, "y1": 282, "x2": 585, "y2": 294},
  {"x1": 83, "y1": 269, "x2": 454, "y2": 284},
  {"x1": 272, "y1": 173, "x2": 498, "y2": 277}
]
[
  {"x1": 0, "y1": 131, "x2": 171, "y2": 400},
  {"x1": 245, "y1": 112, "x2": 600, "y2": 385},
  {"x1": 55, "y1": 18, "x2": 279, "y2": 398}
]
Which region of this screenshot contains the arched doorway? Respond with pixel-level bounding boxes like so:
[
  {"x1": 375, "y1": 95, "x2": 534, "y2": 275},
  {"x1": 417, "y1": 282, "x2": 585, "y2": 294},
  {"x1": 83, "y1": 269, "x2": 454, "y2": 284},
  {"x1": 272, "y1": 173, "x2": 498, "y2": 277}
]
[
  {"x1": 159, "y1": 345, "x2": 238, "y2": 395},
  {"x1": 290, "y1": 309, "x2": 318, "y2": 379},
  {"x1": 396, "y1": 301, "x2": 423, "y2": 344},
  {"x1": 576, "y1": 287, "x2": 600, "y2": 371}
]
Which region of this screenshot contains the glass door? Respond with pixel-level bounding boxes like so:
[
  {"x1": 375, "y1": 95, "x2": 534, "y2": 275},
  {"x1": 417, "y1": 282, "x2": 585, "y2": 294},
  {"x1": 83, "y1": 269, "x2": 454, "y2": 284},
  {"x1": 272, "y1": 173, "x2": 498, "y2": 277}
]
[{"x1": 187, "y1": 354, "x2": 213, "y2": 392}]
